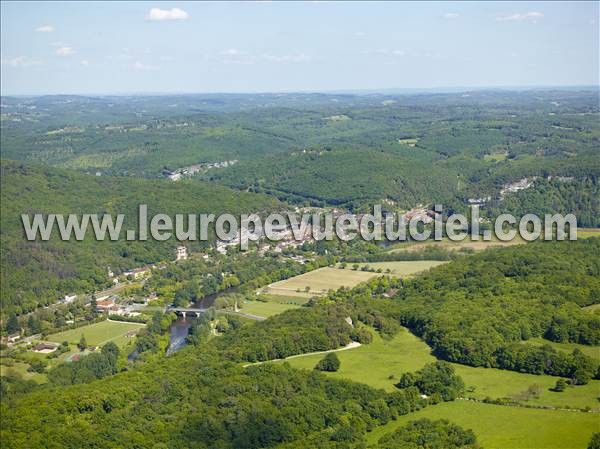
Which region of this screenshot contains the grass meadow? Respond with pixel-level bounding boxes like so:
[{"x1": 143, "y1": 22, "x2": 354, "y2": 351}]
[
  {"x1": 238, "y1": 300, "x2": 301, "y2": 318},
  {"x1": 263, "y1": 267, "x2": 378, "y2": 298},
  {"x1": 343, "y1": 260, "x2": 447, "y2": 277},
  {"x1": 278, "y1": 327, "x2": 600, "y2": 410},
  {"x1": 366, "y1": 400, "x2": 598, "y2": 449},
  {"x1": 46, "y1": 320, "x2": 145, "y2": 348}
]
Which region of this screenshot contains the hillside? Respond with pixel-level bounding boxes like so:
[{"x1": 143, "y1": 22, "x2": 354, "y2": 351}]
[
  {"x1": 1, "y1": 241, "x2": 599, "y2": 448},
  {"x1": 2, "y1": 91, "x2": 599, "y2": 209},
  {"x1": 0, "y1": 160, "x2": 281, "y2": 314}
]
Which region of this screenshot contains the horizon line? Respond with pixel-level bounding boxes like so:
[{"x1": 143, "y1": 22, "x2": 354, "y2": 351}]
[{"x1": 2, "y1": 84, "x2": 599, "y2": 98}]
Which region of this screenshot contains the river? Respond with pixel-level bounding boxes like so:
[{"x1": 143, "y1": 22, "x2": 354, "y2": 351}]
[{"x1": 166, "y1": 316, "x2": 195, "y2": 356}]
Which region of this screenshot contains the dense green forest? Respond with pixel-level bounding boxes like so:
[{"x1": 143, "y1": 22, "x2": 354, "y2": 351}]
[
  {"x1": 3, "y1": 240, "x2": 598, "y2": 447},
  {"x1": 0, "y1": 160, "x2": 281, "y2": 315},
  {"x1": 325, "y1": 239, "x2": 600, "y2": 382},
  {"x1": 2, "y1": 91, "x2": 599, "y2": 210},
  {"x1": 486, "y1": 177, "x2": 600, "y2": 227}
]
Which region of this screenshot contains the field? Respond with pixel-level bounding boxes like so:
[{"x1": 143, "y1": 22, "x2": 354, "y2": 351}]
[
  {"x1": 343, "y1": 261, "x2": 447, "y2": 277},
  {"x1": 46, "y1": 320, "x2": 146, "y2": 348},
  {"x1": 583, "y1": 304, "x2": 600, "y2": 313},
  {"x1": 238, "y1": 300, "x2": 301, "y2": 318},
  {"x1": 387, "y1": 235, "x2": 526, "y2": 254},
  {"x1": 254, "y1": 293, "x2": 311, "y2": 305},
  {"x1": 366, "y1": 401, "x2": 598, "y2": 449},
  {"x1": 525, "y1": 337, "x2": 600, "y2": 360},
  {"x1": 483, "y1": 151, "x2": 509, "y2": 162},
  {"x1": 262, "y1": 267, "x2": 378, "y2": 298},
  {"x1": 279, "y1": 327, "x2": 600, "y2": 410},
  {"x1": 0, "y1": 361, "x2": 46, "y2": 384},
  {"x1": 578, "y1": 228, "x2": 600, "y2": 239}
]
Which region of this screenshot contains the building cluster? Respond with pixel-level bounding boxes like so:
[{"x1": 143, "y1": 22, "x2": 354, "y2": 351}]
[
  {"x1": 500, "y1": 177, "x2": 536, "y2": 197},
  {"x1": 165, "y1": 160, "x2": 238, "y2": 181}
]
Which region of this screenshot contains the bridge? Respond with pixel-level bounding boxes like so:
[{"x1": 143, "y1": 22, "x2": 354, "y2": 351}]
[{"x1": 131, "y1": 304, "x2": 265, "y2": 321}]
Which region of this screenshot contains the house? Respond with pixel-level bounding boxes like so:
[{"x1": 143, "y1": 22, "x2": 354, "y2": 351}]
[
  {"x1": 33, "y1": 342, "x2": 58, "y2": 353},
  {"x1": 123, "y1": 267, "x2": 150, "y2": 280},
  {"x1": 7, "y1": 333, "x2": 21, "y2": 344},
  {"x1": 176, "y1": 246, "x2": 188, "y2": 261},
  {"x1": 62, "y1": 294, "x2": 77, "y2": 304},
  {"x1": 96, "y1": 300, "x2": 118, "y2": 312}
]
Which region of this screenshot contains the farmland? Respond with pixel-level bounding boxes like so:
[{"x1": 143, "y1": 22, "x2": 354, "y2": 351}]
[
  {"x1": 367, "y1": 401, "x2": 598, "y2": 449},
  {"x1": 46, "y1": 320, "x2": 145, "y2": 348},
  {"x1": 342, "y1": 260, "x2": 448, "y2": 277},
  {"x1": 238, "y1": 300, "x2": 301, "y2": 318},
  {"x1": 279, "y1": 326, "x2": 600, "y2": 410},
  {"x1": 262, "y1": 267, "x2": 378, "y2": 298},
  {"x1": 387, "y1": 235, "x2": 526, "y2": 254}
]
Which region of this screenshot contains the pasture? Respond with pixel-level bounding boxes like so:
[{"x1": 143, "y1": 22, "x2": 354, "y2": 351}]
[
  {"x1": 366, "y1": 401, "x2": 598, "y2": 449},
  {"x1": 46, "y1": 320, "x2": 145, "y2": 348},
  {"x1": 239, "y1": 300, "x2": 301, "y2": 318},
  {"x1": 280, "y1": 327, "x2": 600, "y2": 410},
  {"x1": 0, "y1": 361, "x2": 46, "y2": 384},
  {"x1": 343, "y1": 260, "x2": 447, "y2": 277},
  {"x1": 387, "y1": 235, "x2": 526, "y2": 254},
  {"x1": 263, "y1": 267, "x2": 378, "y2": 298},
  {"x1": 524, "y1": 337, "x2": 600, "y2": 360}
]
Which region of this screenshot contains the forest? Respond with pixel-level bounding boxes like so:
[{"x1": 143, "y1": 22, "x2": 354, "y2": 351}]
[
  {"x1": 1, "y1": 90, "x2": 599, "y2": 448},
  {"x1": 0, "y1": 160, "x2": 281, "y2": 315}
]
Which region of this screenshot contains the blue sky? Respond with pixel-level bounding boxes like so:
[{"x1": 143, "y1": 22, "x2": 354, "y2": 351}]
[{"x1": 1, "y1": 1, "x2": 598, "y2": 94}]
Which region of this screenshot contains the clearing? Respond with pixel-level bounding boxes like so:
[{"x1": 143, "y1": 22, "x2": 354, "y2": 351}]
[
  {"x1": 238, "y1": 300, "x2": 301, "y2": 318},
  {"x1": 342, "y1": 261, "x2": 447, "y2": 277},
  {"x1": 366, "y1": 400, "x2": 598, "y2": 449},
  {"x1": 46, "y1": 320, "x2": 145, "y2": 348},
  {"x1": 279, "y1": 327, "x2": 600, "y2": 410},
  {"x1": 262, "y1": 267, "x2": 378, "y2": 298}
]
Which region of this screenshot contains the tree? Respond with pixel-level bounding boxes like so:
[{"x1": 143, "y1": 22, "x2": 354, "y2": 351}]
[
  {"x1": 77, "y1": 335, "x2": 87, "y2": 351},
  {"x1": 89, "y1": 294, "x2": 98, "y2": 318},
  {"x1": 6, "y1": 314, "x2": 19, "y2": 334},
  {"x1": 28, "y1": 359, "x2": 46, "y2": 374},
  {"x1": 315, "y1": 353, "x2": 340, "y2": 372},
  {"x1": 527, "y1": 384, "x2": 542, "y2": 399},
  {"x1": 589, "y1": 433, "x2": 600, "y2": 449},
  {"x1": 552, "y1": 379, "x2": 567, "y2": 392},
  {"x1": 27, "y1": 315, "x2": 41, "y2": 334},
  {"x1": 101, "y1": 341, "x2": 120, "y2": 360}
]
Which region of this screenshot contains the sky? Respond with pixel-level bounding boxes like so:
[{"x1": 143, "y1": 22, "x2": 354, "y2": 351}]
[{"x1": 1, "y1": 1, "x2": 598, "y2": 95}]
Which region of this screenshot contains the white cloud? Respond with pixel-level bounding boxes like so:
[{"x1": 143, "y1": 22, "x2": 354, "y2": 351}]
[
  {"x1": 35, "y1": 25, "x2": 55, "y2": 33},
  {"x1": 80, "y1": 60, "x2": 89, "y2": 66},
  {"x1": 146, "y1": 8, "x2": 189, "y2": 21},
  {"x1": 221, "y1": 49, "x2": 243, "y2": 56},
  {"x1": 370, "y1": 49, "x2": 405, "y2": 56},
  {"x1": 443, "y1": 13, "x2": 459, "y2": 19},
  {"x1": 55, "y1": 46, "x2": 74, "y2": 56},
  {"x1": 261, "y1": 53, "x2": 311, "y2": 63},
  {"x1": 1, "y1": 56, "x2": 42, "y2": 67},
  {"x1": 133, "y1": 60, "x2": 159, "y2": 70},
  {"x1": 496, "y1": 12, "x2": 544, "y2": 22}
]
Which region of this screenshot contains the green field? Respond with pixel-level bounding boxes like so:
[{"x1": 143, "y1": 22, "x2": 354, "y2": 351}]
[
  {"x1": 525, "y1": 337, "x2": 600, "y2": 360},
  {"x1": 578, "y1": 228, "x2": 600, "y2": 239},
  {"x1": 254, "y1": 293, "x2": 311, "y2": 305},
  {"x1": 343, "y1": 261, "x2": 447, "y2": 277},
  {"x1": 366, "y1": 401, "x2": 598, "y2": 449},
  {"x1": 280, "y1": 327, "x2": 600, "y2": 410},
  {"x1": 0, "y1": 361, "x2": 46, "y2": 383},
  {"x1": 239, "y1": 300, "x2": 301, "y2": 318},
  {"x1": 387, "y1": 235, "x2": 526, "y2": 253},
  {"x1": 583, "y1": 304, "x2": 600, "y2": 313},
  {"x1": 263, "y1": 267, "x2": 378, "y2": 298},
  {"x1": 46, "y1": 320, "x2": 145, "y2": 348},
  {"x1": 483, "y1": 151, "x2": 509, "y2": 162}
]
